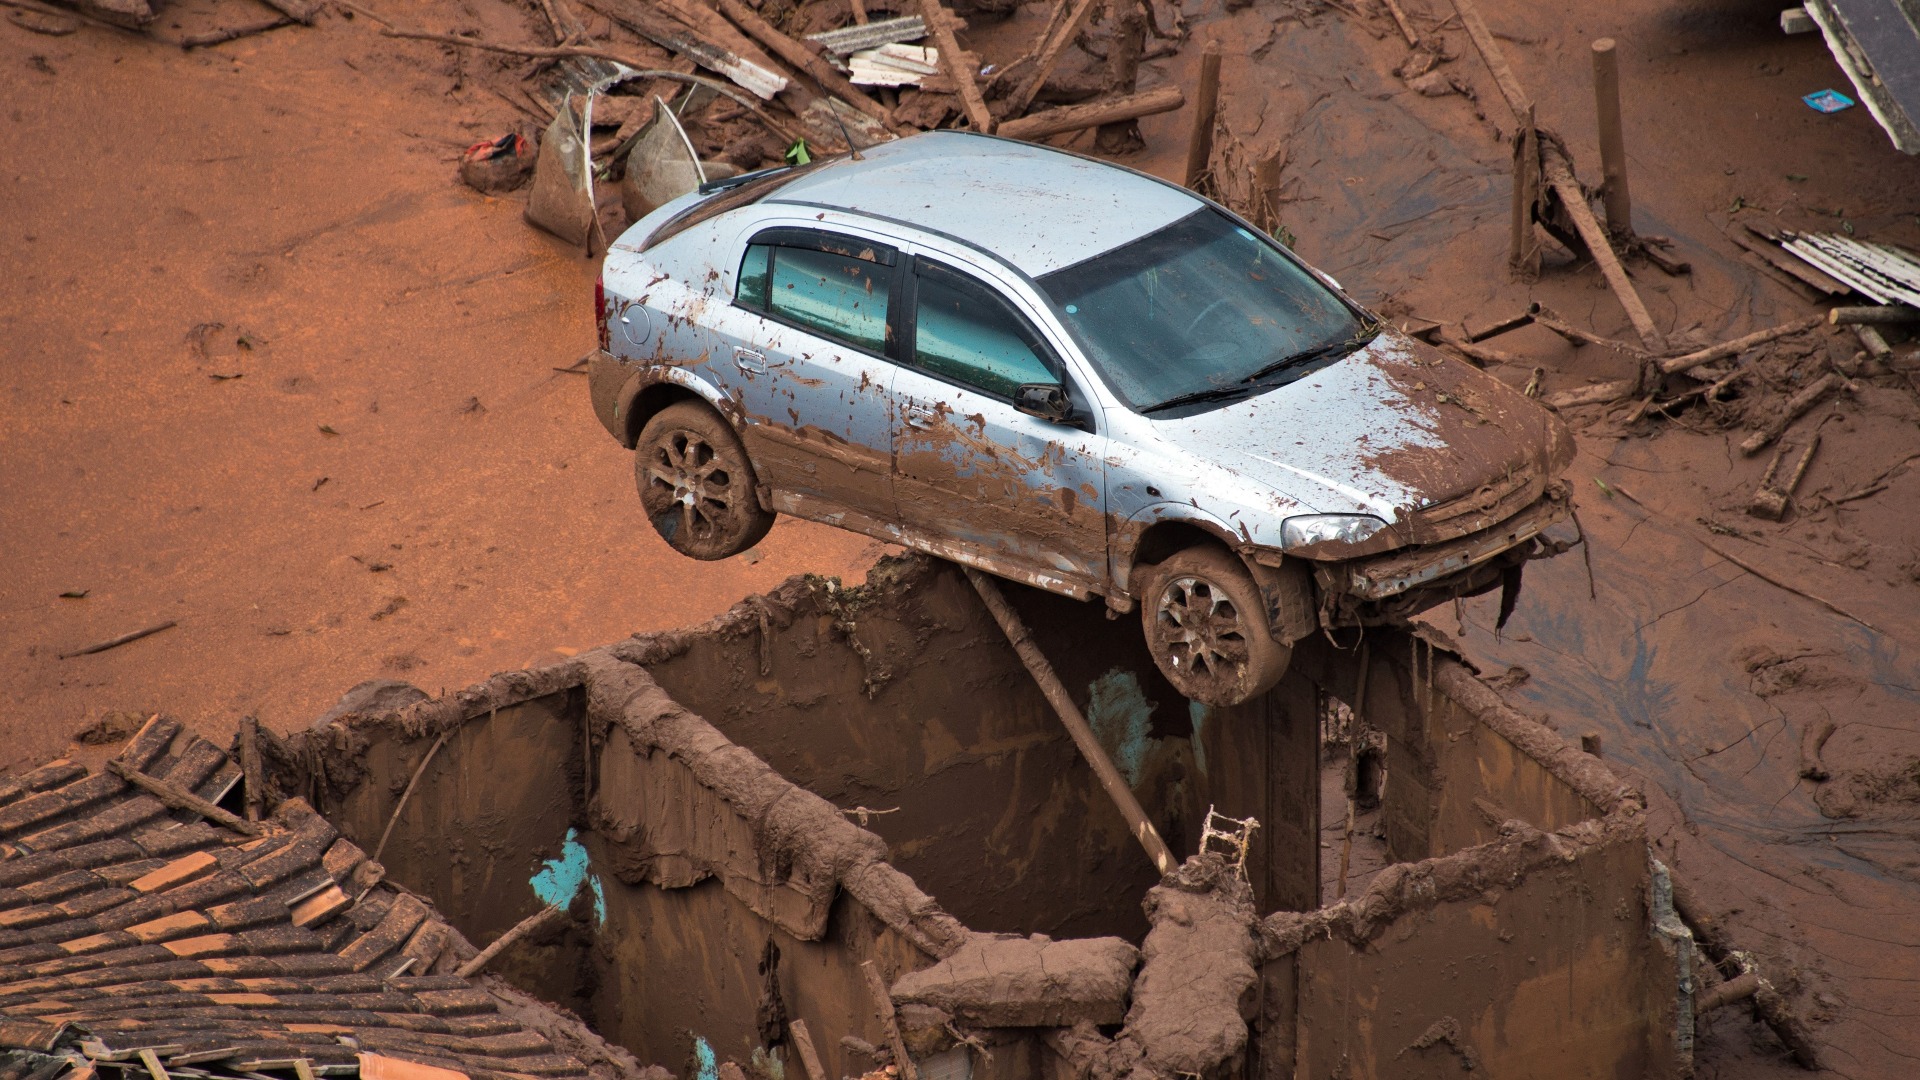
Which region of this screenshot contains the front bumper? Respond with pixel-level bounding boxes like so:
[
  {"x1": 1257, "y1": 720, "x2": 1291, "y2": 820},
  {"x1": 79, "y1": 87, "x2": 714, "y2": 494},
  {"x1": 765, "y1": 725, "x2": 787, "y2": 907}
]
[{"x1": 1324, "y1": 483, "x2": 1573, "y2": 602}]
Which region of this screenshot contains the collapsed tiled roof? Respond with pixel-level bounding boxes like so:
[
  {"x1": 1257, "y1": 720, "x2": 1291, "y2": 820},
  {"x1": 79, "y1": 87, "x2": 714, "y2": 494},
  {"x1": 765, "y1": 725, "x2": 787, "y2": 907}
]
[{"x1": 0, "y1": 717, "x2": 592, "y2": 1080}]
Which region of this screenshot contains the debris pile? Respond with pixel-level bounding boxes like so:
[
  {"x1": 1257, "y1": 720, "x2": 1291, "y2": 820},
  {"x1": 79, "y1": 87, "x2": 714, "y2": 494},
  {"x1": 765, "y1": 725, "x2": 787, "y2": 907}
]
[{"x1": 374, "y1": 0, "x2": 1196, "y2": 246}]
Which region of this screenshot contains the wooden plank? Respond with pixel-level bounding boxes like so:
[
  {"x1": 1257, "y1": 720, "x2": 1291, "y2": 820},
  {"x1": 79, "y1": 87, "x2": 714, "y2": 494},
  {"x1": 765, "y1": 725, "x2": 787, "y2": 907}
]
[
  {"x1": 1541, "y1": 150, "x2": 1665, "y2": 352},
  {"x1": 996, "y1": 84, "x2": 1184, "y2": 141},
  {"x1": 919, "y1": 0, "x2": 993, "y2": 132},
  {"x1": 1182, "y1": 44, "x2": 1222, "y2": 190},
  {"x1": 1449, "y1": 0, "x2": 1531, "y2": 122}
]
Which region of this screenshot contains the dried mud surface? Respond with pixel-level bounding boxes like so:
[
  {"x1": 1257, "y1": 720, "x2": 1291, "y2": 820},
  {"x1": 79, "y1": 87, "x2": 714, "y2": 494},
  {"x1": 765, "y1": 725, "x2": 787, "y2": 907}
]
[{"x1": 5, "y1": 0, "x2": 1920, "y2": 1075}]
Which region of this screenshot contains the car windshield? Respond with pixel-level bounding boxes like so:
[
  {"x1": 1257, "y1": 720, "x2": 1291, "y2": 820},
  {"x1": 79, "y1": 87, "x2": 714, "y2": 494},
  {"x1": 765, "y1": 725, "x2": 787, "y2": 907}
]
[{"x1": 1037, "y1": 208, "x2": 1363, "y2": 412}]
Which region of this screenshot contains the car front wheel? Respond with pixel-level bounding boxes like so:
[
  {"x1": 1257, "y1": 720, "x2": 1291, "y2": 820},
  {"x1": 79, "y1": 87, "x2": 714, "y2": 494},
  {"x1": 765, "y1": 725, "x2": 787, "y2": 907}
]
[
  {"x1": 1141, "y1": 546, "x2": 1292, "y2": 707},
  {"x1": 634, "y1": 400, "x2": 775, "y2": 560}
]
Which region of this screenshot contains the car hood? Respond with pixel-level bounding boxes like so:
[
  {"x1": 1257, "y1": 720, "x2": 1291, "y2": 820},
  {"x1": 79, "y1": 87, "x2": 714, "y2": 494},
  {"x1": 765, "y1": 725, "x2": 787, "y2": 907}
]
[{"x1": 1152, "y1": 331, "x2": 1565, "y2": 520}]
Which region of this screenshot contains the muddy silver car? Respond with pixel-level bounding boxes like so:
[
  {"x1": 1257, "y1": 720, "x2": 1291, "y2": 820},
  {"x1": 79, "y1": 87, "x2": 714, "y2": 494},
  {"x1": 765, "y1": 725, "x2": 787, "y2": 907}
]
[{"x1": 588, "y1": 132, "x2": 1576, "y2": 706}]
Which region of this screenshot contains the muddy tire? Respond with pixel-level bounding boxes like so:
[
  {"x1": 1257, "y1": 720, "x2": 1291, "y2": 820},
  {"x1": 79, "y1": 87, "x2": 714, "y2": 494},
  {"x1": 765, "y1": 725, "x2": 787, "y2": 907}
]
[
  {"x1": 1141, "y1": 547, "x2": 1291, "y2": 707},
  {"x1": 635, "y1": 401, "x2": 773, "y2": 560}
]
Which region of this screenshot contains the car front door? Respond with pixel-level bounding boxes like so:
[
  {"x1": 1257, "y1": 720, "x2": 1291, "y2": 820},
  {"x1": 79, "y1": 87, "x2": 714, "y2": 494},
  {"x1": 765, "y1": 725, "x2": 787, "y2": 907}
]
[
  {"x1": 888, "y1": 254, "x2": 1110, "y2": 596},
  {"x1": 705, "y1": 226, "x2": 901, "y2": 524}
]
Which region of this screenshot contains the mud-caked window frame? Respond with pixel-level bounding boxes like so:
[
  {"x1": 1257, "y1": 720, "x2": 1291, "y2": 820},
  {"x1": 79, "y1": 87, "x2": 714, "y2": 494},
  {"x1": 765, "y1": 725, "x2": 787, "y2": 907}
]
[{"x1": 733, "y1": 228, "x2": 905, "y2": 360}]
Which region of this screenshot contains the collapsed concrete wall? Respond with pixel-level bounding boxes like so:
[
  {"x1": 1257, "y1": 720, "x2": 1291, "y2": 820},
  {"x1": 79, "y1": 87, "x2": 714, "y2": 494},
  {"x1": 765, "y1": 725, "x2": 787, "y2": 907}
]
[{"x1": 289, "y1": 555, "x2": 1677, "y2": 1080}]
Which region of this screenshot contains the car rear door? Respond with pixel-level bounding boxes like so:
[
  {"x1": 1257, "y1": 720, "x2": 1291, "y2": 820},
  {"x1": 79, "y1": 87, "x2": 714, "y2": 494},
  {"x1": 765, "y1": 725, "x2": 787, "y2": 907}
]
[
  {"x1": 888, "y1": 253, "x2": 1110, "y2": 595},
  {"x1": 705, "y1": 226, "x2": 902, "y2": 524}
]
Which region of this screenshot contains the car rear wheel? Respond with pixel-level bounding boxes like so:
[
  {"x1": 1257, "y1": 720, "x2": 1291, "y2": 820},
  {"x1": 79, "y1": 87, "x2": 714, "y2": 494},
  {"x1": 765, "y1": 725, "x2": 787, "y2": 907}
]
[
  {"x1": 635, "y1": 401, "x2": 774, "y2": 560},
  {"x1": 1141, "y1": 546, "x2": 1292, "y2": 707}
]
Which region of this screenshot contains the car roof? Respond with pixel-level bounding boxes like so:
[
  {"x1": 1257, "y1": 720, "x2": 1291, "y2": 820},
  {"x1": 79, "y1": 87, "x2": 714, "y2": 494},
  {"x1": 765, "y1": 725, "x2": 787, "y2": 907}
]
[{"x1": 760, "y1": 131, "x2": 1206, "y2": 277}]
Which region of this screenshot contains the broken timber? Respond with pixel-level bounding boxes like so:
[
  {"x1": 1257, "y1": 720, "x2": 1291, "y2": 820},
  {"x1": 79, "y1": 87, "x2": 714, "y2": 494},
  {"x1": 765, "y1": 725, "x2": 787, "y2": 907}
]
[
  {"x1": 961, "y1": 567, "x2": 1176, "y2": 874},
  {"x1": 713, "y1": 0, "x2": 896, "y2": 128},
  {"x1": 918, "y1": 0, "x2": 993, "y2": 133},
  {"x1": 1453, "y1": 0, "x2": 1666, "y2": 353},
  {"x1": 996, "y1": 85, "x2": 1184, "y2": 142},
  {"x1": 1005, "y1": 0, "x2": 1102, "y2": 115}
]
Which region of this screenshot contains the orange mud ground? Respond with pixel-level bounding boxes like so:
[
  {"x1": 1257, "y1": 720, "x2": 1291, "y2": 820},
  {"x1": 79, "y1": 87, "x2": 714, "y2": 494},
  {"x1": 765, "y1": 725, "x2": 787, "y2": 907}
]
[{"x1": 4, "y1": 0, "x2": 1920, "y2": 1074}]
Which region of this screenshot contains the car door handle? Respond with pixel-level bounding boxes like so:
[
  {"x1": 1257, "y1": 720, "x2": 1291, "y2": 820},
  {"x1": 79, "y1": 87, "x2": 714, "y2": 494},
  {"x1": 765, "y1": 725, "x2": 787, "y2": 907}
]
[
  {"x1": 733, "y1": 347, "x2": 768, "y2": 374},
  {"x1": 903, "y1": 404, "x2": 937, "y2": 429}
]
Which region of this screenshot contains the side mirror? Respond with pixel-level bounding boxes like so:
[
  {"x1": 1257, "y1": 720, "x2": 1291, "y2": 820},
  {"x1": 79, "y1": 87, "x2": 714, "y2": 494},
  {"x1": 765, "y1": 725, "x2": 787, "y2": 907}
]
[{"x1": 1014, "y1": 383, "x2": 1072, "y2": 422}]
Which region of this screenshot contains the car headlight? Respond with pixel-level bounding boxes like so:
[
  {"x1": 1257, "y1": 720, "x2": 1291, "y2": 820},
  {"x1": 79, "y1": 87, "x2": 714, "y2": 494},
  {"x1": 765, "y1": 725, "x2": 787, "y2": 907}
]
[{"x1": 1281, "y1": 514, "x2": 1388, "y2": 549}]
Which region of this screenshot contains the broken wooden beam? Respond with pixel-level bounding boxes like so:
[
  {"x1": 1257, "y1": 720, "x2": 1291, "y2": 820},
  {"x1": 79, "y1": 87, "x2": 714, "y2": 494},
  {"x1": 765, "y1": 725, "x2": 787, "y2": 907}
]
[
  {"x1": 1450, "y1": 0, "x2": 1532, "y2": 120},
  {"x1": 180, "y1": 16, "x2": 294, "y2": 48},
  {"x1": 1740, "y1": 373, "x2": 1837, "y2": 456},
  {"x1": 104, "y1": 759, "x2": 262, "y2": 836},
  {"x1": 995, "y1": 85, "x2": 1184, "y2": 142},
  {"x1": 918, "y1": 0, "x2": 993, "y2": 133},
  {"x1": 1656, "y1": 314, "x2": 1826, "y2": 376},
  {"x1": 787, "y1": 1020, "x2": 829, "y2": 1080},
  {"x1": 1696, "y1": 970, "x2": 1762, "y2": 1013},
  {"x1": 1748, "y1": 435, "x2": 1819, "y2": 520},
  {"x1": 1540, "y1": 149, "x2": 1666, "y2": 353},
  {"x1": 578, "y1": 0, "x2": 789, "y2": 100},
  {"x1": 1829, "y1": 304, "x2": 1920, "y2": 326},
  {"x1": 861, "y1": 960, "x2": 919, "y2": 1080},
  {"x1": 1006, "y1": 0, "x2": 1101, "y2": 115},
  {"x1": 962, "y1": 567, "x2": 1175, "y2": 874},
  {"x1": 1182, "y1": 44, "x2": 1222, "y2": 190},
  {"x1": 455, "y1": 905, "x2": 565, "y2": 978},
  {"x1": 712, "y1": 0, "x2": 895, "y2": 127}
]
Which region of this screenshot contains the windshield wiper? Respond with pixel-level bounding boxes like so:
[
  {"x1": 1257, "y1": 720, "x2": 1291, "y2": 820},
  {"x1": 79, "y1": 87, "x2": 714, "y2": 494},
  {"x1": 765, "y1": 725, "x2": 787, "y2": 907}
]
[
  {"x1": 1140, "y1": 327, "x2": 1377, "y2": 415},
  {"x1": 1140, "y1": 381, "x2": 1268, "y2": 414},
  {"x1": 1236, "y1": 328, "x2": 1378, "y2": 386}
]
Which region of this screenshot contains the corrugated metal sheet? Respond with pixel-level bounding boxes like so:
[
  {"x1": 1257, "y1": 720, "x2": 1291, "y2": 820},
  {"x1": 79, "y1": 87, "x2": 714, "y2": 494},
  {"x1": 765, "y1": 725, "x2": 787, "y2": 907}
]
[{"x1": 1780, "y1": 230, "x2": 1920, "y2": 307}]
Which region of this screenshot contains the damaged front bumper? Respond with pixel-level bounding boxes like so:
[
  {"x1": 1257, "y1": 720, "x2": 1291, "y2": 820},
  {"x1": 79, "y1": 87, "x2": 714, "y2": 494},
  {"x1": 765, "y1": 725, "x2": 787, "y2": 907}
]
[{"x1": 1315, "y1": 483, "x2": 1574, "y2": 614}]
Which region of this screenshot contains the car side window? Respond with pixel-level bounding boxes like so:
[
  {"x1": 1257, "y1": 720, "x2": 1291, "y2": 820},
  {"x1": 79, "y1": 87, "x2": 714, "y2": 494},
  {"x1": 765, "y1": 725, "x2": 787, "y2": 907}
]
[
  {"x1": 912, "y1": 260, "x2": 1056, "y2": 399},
  {"x1": 768, "y1": 246, "x2": 890, "y2": 354},
  {"x1": 737, "y1": 243, "x2": 771, "y2": 310}
]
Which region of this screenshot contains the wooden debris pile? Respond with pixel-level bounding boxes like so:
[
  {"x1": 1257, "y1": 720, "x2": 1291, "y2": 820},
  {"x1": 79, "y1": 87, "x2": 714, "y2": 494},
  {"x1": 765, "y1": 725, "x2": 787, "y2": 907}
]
[{"x1": 0, "y1": 717, "x2": 623, "y2": 1080}]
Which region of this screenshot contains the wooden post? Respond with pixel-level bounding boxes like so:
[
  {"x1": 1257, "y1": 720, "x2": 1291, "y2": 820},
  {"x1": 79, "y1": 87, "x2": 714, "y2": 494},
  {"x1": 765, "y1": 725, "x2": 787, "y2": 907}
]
[
  {"x1": 1508, "y1": 104, "x2": 1540, "y2": 278},
  {"x1": 456, "y1": 905, "x2": 566, "y2": 978},
  {"x1": 239, "y1": 716, "x2": 265, "y2": 822},
  {"x1": 963, "y1": 567, "x2": 1176, "y2": 875},
  {"x1": 1182, "y1": 44, "x2": 1222, "y2": 191},
  {"x1": 1590, "y1": 38, "x2": 1631, "y2": 237},
  {"x1": 1254, "y1": 149, "x2": 1284, "y2": 233}
]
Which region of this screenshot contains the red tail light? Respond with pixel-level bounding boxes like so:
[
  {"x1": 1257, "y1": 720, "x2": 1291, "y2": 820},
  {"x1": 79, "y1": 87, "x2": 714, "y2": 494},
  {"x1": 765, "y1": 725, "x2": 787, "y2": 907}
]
[{"x1": 594, "y1": 275, "x2": 610, "y2": 352}]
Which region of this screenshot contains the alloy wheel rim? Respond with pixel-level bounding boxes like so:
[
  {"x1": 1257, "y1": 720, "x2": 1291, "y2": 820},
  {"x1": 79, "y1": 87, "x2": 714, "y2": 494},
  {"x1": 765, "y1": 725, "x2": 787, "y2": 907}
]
[
  {"x1": 1155, "y1": 575, "x2": 1251, "y2": 684},
  {"x1": 647, "y1": 431, "x2": 737, "y2": 540}
]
